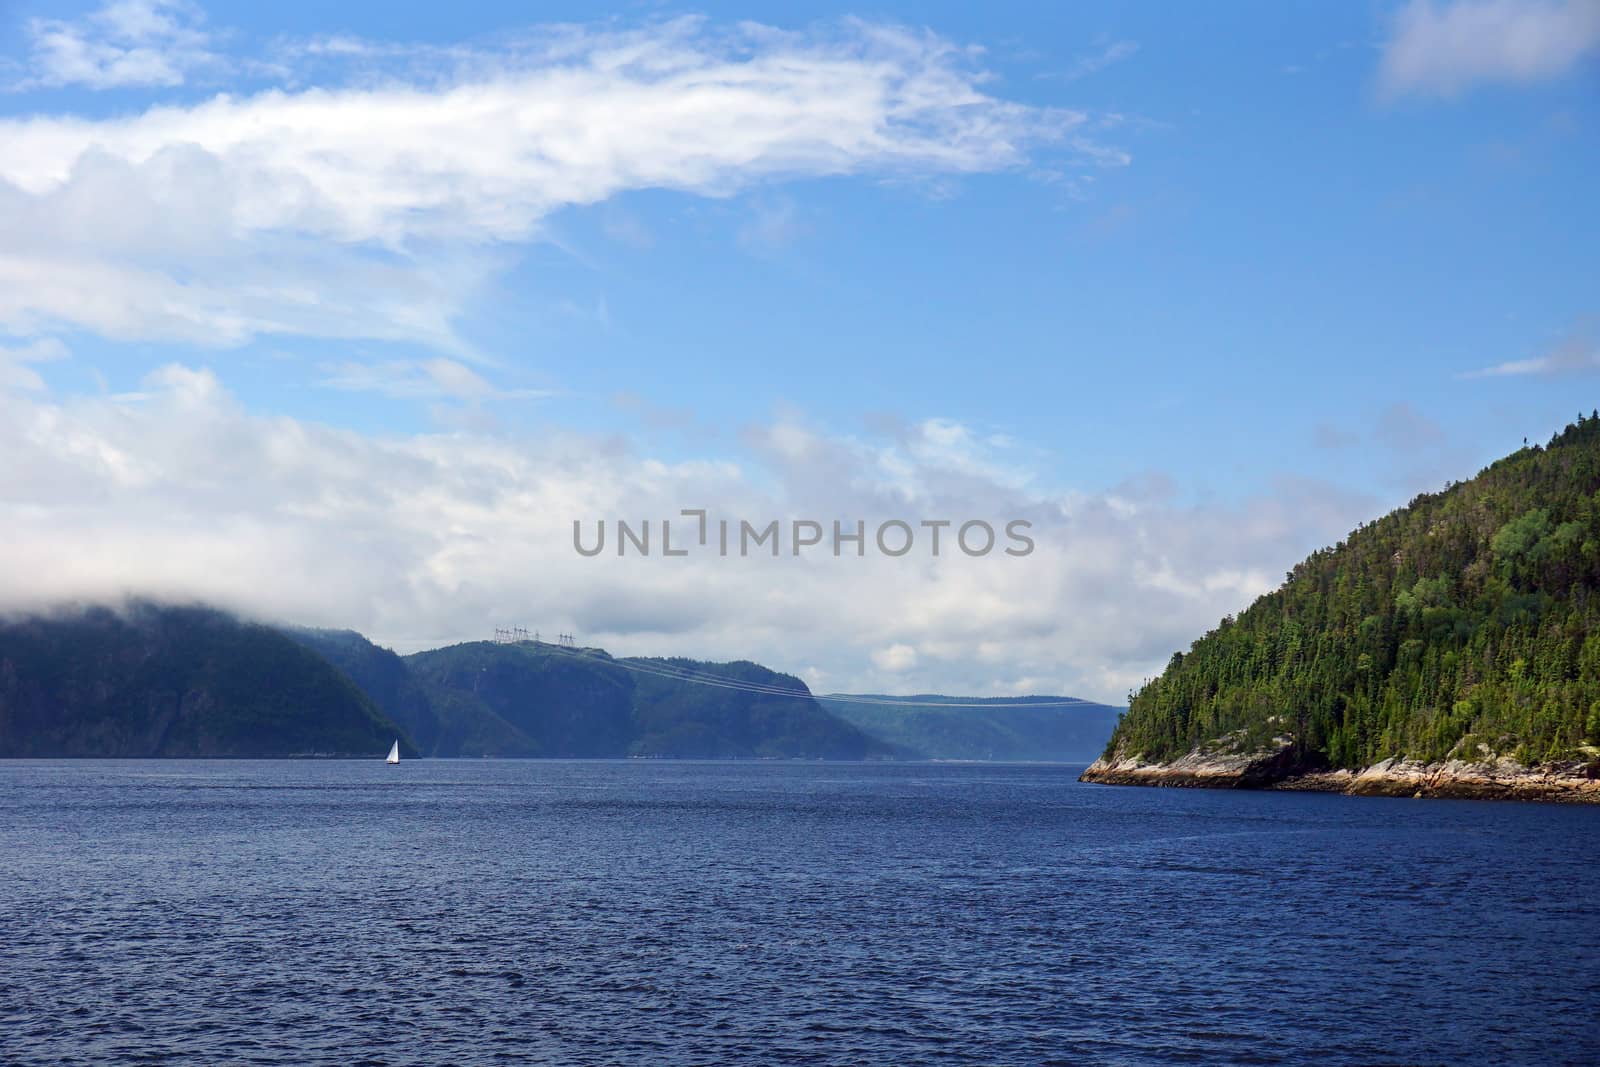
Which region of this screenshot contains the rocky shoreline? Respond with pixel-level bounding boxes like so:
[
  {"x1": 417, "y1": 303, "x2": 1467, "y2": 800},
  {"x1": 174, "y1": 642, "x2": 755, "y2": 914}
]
[{"x1": 1081, "y1": 743, "x2": 1600, "y2": 804}]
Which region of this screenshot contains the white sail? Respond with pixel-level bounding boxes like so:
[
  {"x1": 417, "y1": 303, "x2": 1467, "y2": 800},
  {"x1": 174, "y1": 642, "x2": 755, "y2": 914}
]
[{"x1": 386, "y1": 740, "x2": 400, "y2": 764}]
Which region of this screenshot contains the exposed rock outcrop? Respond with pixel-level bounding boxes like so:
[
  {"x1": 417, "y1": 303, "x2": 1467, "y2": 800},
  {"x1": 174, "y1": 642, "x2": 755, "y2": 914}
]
[
  {"x1": 1082, "y1": 738, "x2": 1600, "y2": 803},
  {"x1": 1078, "y1": 733, "x2": 1306, "y2": 789}
]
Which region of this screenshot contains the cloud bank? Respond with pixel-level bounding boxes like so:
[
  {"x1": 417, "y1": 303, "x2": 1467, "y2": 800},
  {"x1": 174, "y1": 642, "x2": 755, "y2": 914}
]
[{"x1": 0, "y1": 367, "x2": 1378, "y2": 703}]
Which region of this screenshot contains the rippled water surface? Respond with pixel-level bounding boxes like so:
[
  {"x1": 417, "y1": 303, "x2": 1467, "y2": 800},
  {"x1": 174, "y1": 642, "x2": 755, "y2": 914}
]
[{"x1": 2, "y1": 760, "x2": 1597, "y2": 1065}]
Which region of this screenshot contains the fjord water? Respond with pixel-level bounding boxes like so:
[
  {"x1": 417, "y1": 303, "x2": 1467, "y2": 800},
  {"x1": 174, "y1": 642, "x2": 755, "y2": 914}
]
[{"x1": 2, "y1": 761, "x2": 1595, "y2": 1066}]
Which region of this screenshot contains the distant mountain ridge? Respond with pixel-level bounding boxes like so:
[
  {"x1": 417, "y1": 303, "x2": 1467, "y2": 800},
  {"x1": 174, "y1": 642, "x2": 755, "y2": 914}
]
[
  {"x1": 0, "y1": 602, "x2": 1116, "y2": 761},
  {"x1": 282, "y1": 630, "x2": 897, "y2": 759},
  {"x1": 819, "y1": 695, "x2": 1122, "y2": 762}
]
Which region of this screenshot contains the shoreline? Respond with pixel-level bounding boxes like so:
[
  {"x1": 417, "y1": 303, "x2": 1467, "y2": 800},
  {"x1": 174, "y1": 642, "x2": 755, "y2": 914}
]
[{"x1": 1080, "y1": 750, "x2": 1600, "y2": 804}]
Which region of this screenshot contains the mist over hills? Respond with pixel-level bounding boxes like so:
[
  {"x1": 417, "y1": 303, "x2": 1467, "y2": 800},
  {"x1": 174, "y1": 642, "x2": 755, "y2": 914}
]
[
  {"x1": 0, "y1": 605, "x2": 1118, "y2": 760},
  {"x1": 0, "y1": 605, "x2": 402, "y2": 759}
]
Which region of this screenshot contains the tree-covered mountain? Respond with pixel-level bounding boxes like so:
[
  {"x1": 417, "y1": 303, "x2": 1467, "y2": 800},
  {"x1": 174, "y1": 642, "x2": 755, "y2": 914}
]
[
  {"x1": 290, "y1": 632, "x2": 895, "y2": 759},
  {"x1": 402, "y1": 642, "x2": 633, "y2": 757},
  {"x1": 287, "y1": 627, "x2": 448, "y2": 750},
  {"x1": 3, "y1": 605, "x2": 1097, "y2": 762},
  {"x1": 819, "y1": 696, "x2": 1122, "y2": 761},
  {"x1": 401, "y1": 643, "x2": 894, "y2": 759},
  {"x1": 0, "y1": 604, "x2": 409, "y2": 758},
  {"x1": 285, "y1": 628, "x2": 537, "y2": 757},
  {"x1": 624, "y1": 657, "x2": 893, "y2": 758},
  {"x1": 1104, "y1": 414, "x2": 1600, "y2": 773}
]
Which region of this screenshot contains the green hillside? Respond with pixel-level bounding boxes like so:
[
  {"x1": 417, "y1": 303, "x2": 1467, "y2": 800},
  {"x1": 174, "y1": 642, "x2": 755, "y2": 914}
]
[
  {"x1": 290, "y1": 630, "x2": 540, "y2": 757},
  {"x1": 393, "y1": 640, "x2": 895, "y2": 759},
  {"x1": 287, "y1": 627, "x2": 449, "y2": 751},
  {"x1": 404, "y1": 642, "x2": 634, "y2": 757},
  {"x1": 626, "y1": 657, "x2": 892, "y2": 758},
  {"x1": 1108, "y1": 414, "x2": 1600, "y2": 770},
  {"x1": 0, "y1": 604, "x2": 409, "y2": 758},
  {"x1": 4, "y1": 607, "x2": 1100, "y2": 762}
]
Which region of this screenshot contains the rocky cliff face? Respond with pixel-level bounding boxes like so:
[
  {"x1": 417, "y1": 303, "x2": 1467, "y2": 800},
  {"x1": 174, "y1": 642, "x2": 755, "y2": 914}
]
[
  {"x1": 1281, "y1": 755, "x2": 1600, "y2": 802},
  {"x1": 1078, "y1": 735, "x2": 1306, "y2": 789},
  {"x1": 1081, "y1": 737, "x2": 1600, "y2": 803}
]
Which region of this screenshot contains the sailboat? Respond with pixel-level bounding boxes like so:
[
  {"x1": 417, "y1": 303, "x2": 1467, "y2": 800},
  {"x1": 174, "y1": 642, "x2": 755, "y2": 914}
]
[{"x1": 386, "y1": 740, "x2": 400, "y2": 765}]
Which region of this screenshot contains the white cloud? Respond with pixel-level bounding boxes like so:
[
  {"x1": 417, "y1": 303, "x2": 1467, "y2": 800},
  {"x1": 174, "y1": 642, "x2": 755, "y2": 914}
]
[
  {"x1": 1463, "y1": 328, "x2": 1600, "y2": 377},
  {"x1": 0, "y1": 337, "x2": 69, "y2": 392},
  {"x1": 20, "y1": 0, "x2": 219, "y2": 90},
  {"x1": 1378, "y1": 0, "x2": 1600, "y2": 99},
  {"x1": 1054, "y1": 38, "x2": 1139, "y2": 81},
  {"x1": 0, "y1": 17, "x2": 1109, "y2": 352},
  {"x1": 0, "y1": 368, "x2": 1379, "y2": 703},
  {"x1": 737, "y1": 195, "x2": 810, "y2": 252},
  {"x1": 318, "y1": 358, "x2": 551, "y2": 402},
  {"x1": 871, "y1": 643, "x2": 919, "y2": 672},
  {"x1": 601, "y1": 211, "x2": 655, "y2": 250}
]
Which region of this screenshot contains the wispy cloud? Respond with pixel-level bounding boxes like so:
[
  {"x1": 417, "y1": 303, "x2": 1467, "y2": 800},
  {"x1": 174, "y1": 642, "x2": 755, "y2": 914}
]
[
  {"x1": 18, "y1": 0, "x2": 220, "y2": 90},
  {"x1": 0, "y1": 15, "x2": 1112, "y2": 354},
  {"x1": 0, "y1": 337, "x2": 69, "y2": 392},
  {"x1": 318, "y1": 359, "x2": 552, "y2": 402},
  {"x1": 601, "y1": 211, "x2": 655, "y2": 250},
  {"x1": 1049, "y1": 37, "x2": 1139, "y2": 81},
  {"x1": 737, "y1": 196, "x2": 811, "y2": 252},
  {"x1": 1378, "y1": 0, "x2": 1600, "y2": 99},
  {"x1": 1462, "y1": 327, "x2": 1600, "y2": 377}
]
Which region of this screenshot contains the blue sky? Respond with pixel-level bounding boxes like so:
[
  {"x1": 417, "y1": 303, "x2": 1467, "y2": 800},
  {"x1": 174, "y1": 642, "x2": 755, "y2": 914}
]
[{"x1": 0, "y1": 1, "x2": 1596, "y2": 699}]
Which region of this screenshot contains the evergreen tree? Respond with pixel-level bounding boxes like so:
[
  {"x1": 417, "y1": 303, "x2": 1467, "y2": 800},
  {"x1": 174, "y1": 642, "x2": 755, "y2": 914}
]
[{"x1": 1107, "y1": 414, "x2": 1600, "y2": 767}]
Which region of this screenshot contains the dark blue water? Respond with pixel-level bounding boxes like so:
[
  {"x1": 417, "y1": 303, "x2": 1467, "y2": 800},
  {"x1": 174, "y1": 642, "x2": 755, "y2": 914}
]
[{"x1": 2, "y1": 760, "x2": 1597, "y2": 1066}]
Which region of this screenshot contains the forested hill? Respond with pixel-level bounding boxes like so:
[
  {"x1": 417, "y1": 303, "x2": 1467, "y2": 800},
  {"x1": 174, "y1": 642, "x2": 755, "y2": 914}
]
[
  {"x1": 291, "y1": 633, "x2": 896, "y2": 760},
  {"x1": 4, "y1": 606, "x2": 1105, "y2": 761},
  {"x1": 0, "y1": 605, "x2": 406, "y2": 758},
  {"x1": 1107, "y1": 413, "x2": 1600, "y2": 770}
]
